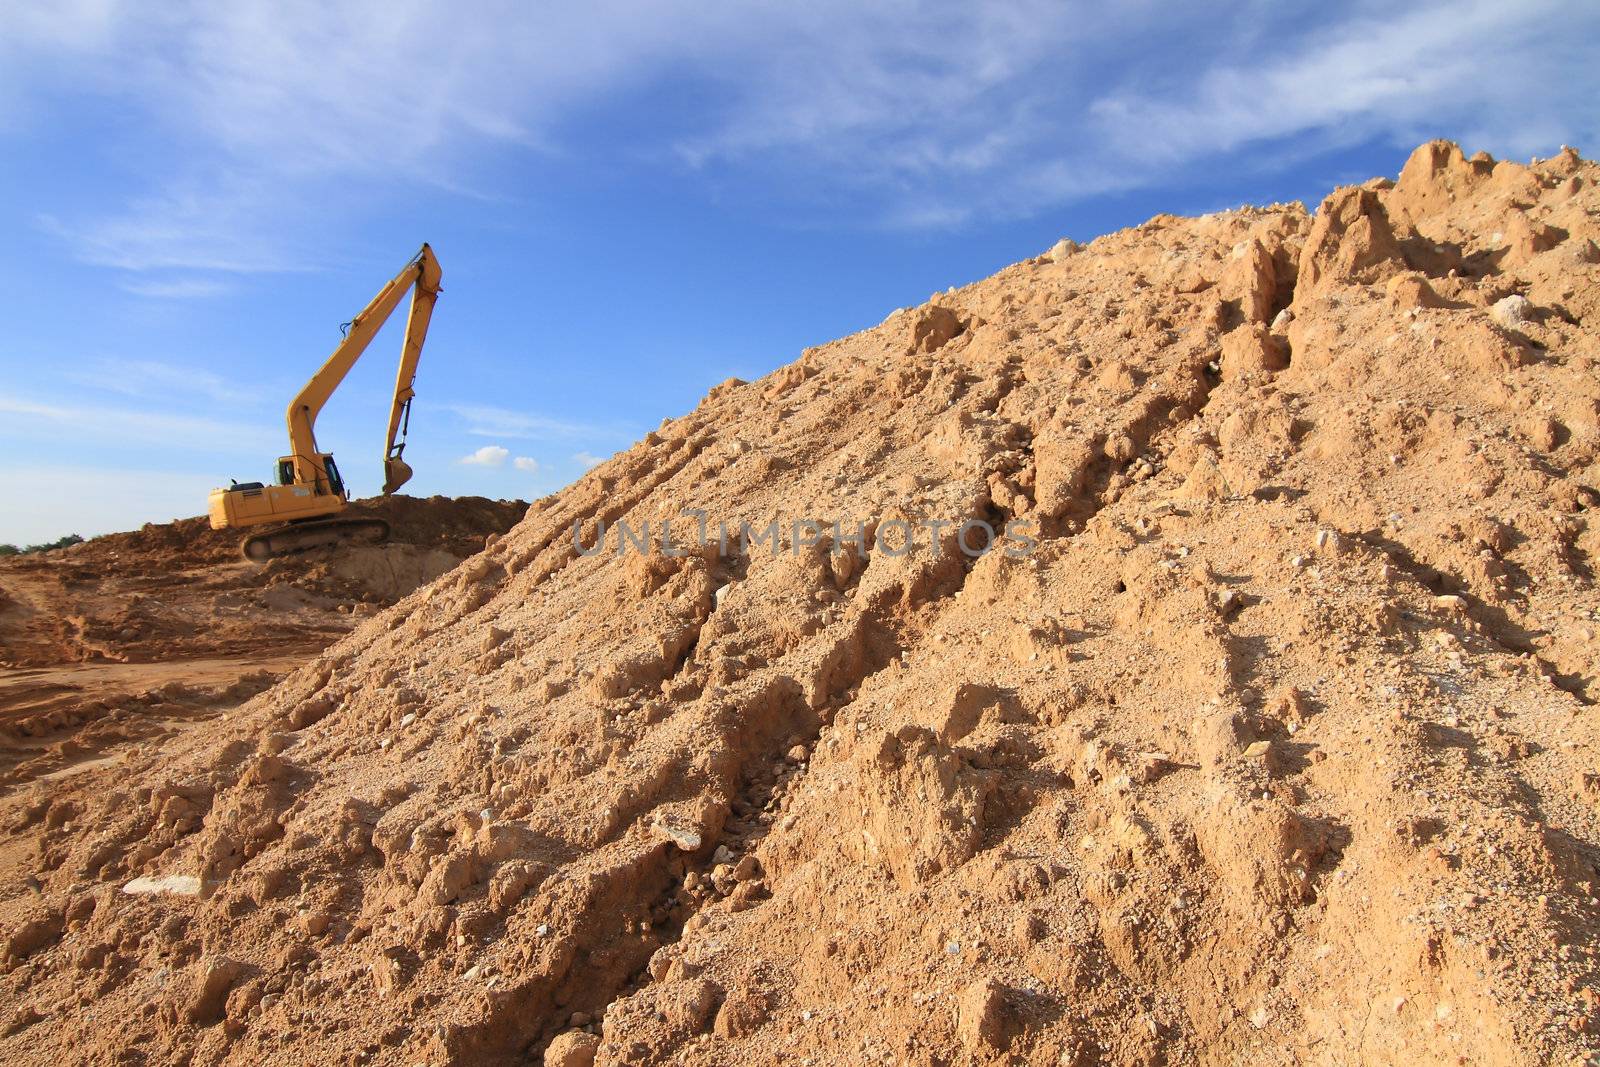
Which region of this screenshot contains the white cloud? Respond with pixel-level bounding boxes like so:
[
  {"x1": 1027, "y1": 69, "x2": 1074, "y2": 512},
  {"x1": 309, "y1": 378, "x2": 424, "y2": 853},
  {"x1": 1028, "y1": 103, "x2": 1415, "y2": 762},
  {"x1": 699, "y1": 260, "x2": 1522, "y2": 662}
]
[
  {"x1": 7, "y1": 0, "x2": 1598, "y2": 270},
  {"x1": 460, "y1": 444, "x2": 510, "y2": 467},
  {"x1": 573, "y1": 450, "x2": 606, "y2": 470},
  {"x1": 513, "y1": 456, "x2": 539, "y2": 473}
]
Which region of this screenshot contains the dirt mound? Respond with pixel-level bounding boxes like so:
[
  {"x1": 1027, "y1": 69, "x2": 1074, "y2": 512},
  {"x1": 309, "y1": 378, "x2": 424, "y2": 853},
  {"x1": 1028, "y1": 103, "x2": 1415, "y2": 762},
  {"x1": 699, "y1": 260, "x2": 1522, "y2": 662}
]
[
  {"x1": 0, "y1": 495, "x2": 525, "y2": 784},
  {"x1": 3, "y1": 142, "x2": 1600, "y2": 1066}
]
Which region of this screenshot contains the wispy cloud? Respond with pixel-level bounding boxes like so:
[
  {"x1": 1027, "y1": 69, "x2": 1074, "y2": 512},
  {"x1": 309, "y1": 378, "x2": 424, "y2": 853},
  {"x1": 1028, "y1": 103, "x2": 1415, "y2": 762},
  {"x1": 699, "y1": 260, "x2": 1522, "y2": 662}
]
[
  {"x1": 0, "y1": 394, "x2": 275, "y2": 451},
  {"x1": 513, "y1": 456, "x2": 539, "y2": 473},
  {"x1": 7, "y1": 0, "x2": 1599, "y2": 271},
  {"x1": 573, "y1": 450, "x2": 607, "y2": 470},
  {"x1": 446, "y1": 403, "x2": 616, "y2": 441},
  {"x1": 37, "y1": 174, "x2": 314, "y2": 274},
  {"x1": 64, "y1": 358, "x2": 254, "y2": 405},
  {"x1": 459, "y1": 444, "x2": 510, "y2": 467},
  {"x1": 1086, "y1": 1, "x2": 1581, "y2": 168},
  {"x1": 118, "y1": 277, "x2": 234, "y2": 299}
]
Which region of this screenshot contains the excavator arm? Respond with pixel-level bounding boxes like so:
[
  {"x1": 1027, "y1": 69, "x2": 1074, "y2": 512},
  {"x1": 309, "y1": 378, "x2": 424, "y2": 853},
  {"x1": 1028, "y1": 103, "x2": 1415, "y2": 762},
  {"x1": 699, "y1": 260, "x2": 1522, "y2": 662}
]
[{"x1": 285, "y1": 243, "x2": 442, "y2": 494}]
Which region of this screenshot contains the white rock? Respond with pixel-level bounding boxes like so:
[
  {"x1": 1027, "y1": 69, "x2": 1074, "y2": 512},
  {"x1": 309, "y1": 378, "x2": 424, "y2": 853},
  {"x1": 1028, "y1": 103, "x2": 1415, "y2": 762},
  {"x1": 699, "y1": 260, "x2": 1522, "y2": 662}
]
[
  {"x1": 653, "y1": 818, "x2": 702, "y2": 852},
  {"x1": 1313, "y1": 529, "x2": 1345, "y2": 555},
  {"x1": 1047, "y1": 238, "x2": 1080, "y2": 262},
  {"x1": 1490, "y1": 294, "x2": 1530, "y2": 328},
  {"x1": 122, "y1": 874, "x2": 201, "y2": 897}
]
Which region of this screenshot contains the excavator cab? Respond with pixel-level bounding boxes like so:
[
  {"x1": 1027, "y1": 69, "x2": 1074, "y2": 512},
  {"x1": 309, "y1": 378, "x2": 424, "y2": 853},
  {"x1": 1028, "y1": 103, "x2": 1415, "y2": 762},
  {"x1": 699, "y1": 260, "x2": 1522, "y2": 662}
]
[
  {"x1": 210, "y1": 451, "x2": 379, "y2": 561},
  {"x1": 274, "y1": 454, "x2": 346, "y2": 498}
]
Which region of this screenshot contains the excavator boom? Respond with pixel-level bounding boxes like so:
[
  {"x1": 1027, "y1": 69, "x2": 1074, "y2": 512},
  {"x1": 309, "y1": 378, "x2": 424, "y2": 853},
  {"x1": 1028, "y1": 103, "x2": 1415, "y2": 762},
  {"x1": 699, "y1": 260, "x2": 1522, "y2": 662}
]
[{"x1": 286, "y1": 243, "x2": 442, "y2": 492}]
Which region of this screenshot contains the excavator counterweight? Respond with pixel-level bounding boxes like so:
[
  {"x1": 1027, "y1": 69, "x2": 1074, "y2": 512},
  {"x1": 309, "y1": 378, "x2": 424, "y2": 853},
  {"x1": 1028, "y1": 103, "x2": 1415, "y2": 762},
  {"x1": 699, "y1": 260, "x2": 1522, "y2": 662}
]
[{"x1": 206, "y1": 244, "x2": 441, "y2": 561}]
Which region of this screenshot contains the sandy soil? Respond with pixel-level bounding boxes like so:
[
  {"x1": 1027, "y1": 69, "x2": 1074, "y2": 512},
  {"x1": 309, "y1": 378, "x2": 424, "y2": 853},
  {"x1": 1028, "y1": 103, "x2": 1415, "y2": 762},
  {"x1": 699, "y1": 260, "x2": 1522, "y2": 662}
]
[
  {"x1": 0, "y1": 495, "x2": 526, "y2": 787},
  {"x1": 3, "y1": 142, "x2": 1600, "y2": 1066}
]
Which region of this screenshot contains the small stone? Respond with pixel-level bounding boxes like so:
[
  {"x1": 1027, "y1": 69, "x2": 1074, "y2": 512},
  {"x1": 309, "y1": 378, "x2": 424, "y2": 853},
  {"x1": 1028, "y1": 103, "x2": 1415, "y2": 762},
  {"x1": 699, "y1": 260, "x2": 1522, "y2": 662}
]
[
  {"x1": 481, "y1": 626, "x2": 510, "y2": 654},
  {"x1": 1219, "y1": 323, "x2": 1288, "y2": 378},
  {"x1": 544, "y1": 1030, "x2": 599, "y2": 1067},
  {"x1": 1012, "y1": 912, "x2": 1044, "y2": 948},
  {"x1": 957, "y1": 978, "x2": 1013, "y2": 1051},
  {"x1": 186, "y1": 956, "x2": 243, "y2": 1024},
  {"x1": 1191, "y1": 708, "x2": 1253, "y2": 767},
  {"x1": 1104, "y1": 433, "x2": 1138, "y2": 462},
  {"x1": 1242, "y1": 740, "x2": 1272, "y2": 759},
  {"x1": 714, "y1": 988, "x2": 770, "y2": 1037},
  {"x1": 1386, "y1": 272, "x2": 1444, "y2": 310}
]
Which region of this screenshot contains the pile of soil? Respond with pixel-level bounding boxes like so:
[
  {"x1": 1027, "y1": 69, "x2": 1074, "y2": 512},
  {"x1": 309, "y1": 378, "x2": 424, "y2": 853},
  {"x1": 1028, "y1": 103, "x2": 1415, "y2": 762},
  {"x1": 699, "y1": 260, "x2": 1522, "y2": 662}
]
[
  {"x1": 3, "y1": 142, "x2": 1600, "y2": 1066},
  {"x1": 0, "y1": 495, "x2": 526, "y2": 784}
]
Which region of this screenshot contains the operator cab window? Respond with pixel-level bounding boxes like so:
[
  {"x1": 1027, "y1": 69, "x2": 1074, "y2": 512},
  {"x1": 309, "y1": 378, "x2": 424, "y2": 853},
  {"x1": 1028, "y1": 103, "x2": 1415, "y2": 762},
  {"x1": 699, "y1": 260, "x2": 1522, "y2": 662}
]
[
  {"x1": 277, "y1": 459, "x2": 294, "y2": 486},
  {"x1": 324, "y1": 457, "x2": 345, "y2": 498}
]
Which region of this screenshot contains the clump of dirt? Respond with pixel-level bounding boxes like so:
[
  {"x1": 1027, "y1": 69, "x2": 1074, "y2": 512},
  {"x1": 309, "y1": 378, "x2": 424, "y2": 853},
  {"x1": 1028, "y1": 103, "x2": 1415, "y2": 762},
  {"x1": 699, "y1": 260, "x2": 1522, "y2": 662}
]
[
  {"x1": 0, "y1": 495, "x2": 525, "y2": 784},
  {"x1": 4, "y1": 142, "x2": 1600, "y2": 1066}
]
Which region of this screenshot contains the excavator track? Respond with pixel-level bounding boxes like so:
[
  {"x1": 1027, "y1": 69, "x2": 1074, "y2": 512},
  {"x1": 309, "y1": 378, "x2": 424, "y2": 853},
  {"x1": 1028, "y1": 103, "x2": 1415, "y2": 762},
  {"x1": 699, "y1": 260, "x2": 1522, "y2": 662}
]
[{"x1": 241, "y1": 517, "x2": 390, "y2": 563}]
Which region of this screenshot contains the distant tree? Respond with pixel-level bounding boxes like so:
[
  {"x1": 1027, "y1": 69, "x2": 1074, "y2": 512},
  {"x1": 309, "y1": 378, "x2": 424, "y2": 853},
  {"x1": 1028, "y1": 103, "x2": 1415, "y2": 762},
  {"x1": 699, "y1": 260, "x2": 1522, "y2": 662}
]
[
  {"x1": 17, "y1": 534, "x2": 84, "y2": 554},
  {"x1": 0, "y1": 544, "x2": 17, "y2": 556}
]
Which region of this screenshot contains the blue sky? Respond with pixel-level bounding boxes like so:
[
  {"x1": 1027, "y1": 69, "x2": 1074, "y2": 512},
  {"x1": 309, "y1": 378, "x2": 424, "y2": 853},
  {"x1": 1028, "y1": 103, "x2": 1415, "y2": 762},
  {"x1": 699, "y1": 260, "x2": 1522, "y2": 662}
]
[{"x1": 2, "y1": 0, "x2": 1596, "y2": 544}]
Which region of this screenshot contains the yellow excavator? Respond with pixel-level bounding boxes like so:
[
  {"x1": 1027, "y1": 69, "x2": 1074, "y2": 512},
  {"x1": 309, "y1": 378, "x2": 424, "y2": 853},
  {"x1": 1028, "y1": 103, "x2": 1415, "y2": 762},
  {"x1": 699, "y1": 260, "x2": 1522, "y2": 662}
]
[{"x1": 207, "y1": 243, "x2": 441, "y2": 562}]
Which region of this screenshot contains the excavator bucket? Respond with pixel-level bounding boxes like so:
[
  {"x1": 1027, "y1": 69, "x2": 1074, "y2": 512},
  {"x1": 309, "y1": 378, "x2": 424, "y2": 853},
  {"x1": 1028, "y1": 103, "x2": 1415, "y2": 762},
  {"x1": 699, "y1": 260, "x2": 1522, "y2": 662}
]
[{"x1": 383, "y1": 456, "x2": 414, "y2": 495}]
